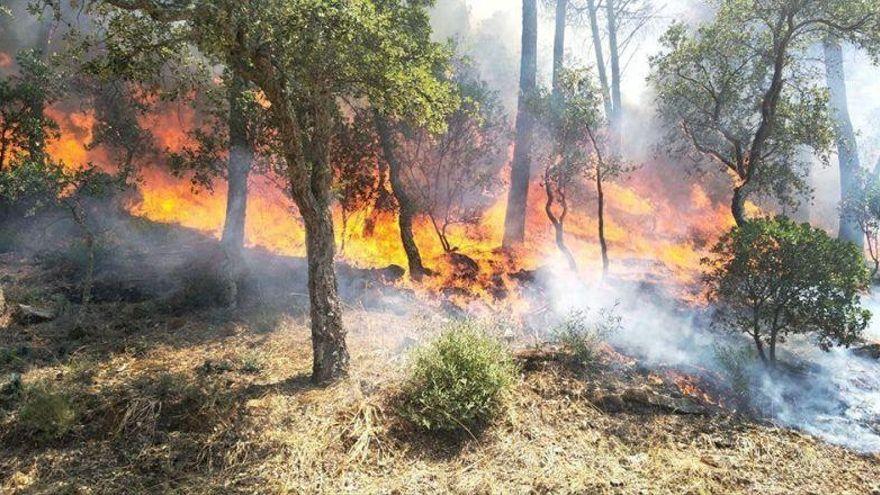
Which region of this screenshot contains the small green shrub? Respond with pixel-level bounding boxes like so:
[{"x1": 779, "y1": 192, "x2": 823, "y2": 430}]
[
  {"x1": 401, "y1": 321, "x2": 518, "y2": 434},
  {"x1": 713, "y1": 343, "x2": 757, "y2": 408},
  {"x1": 18, "y1": 384, "x2": 77, "y2": 440},
  {"x1": 552, "y1": 308, "x2": 619, "y2": 367}
]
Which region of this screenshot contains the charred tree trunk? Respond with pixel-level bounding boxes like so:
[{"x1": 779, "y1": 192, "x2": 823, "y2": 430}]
[
  {"x1": 732, "y1": 184, "x2": 748, "y2": 228},
  {"x1": 374, "y1": 113, "x2": 429, "y2": 280},
  {"x1": 586, "y1": 0, "x2": 613, "y2": 119},
  {"x1": 823, "y1": 38, "x2": 864, "y2": 249},
  {"x1": 24, "y1": 14, "x2": 52, "y2": 164},
  {"x1": 220, "y1": 71, "x2": 253, "y2": 308},
  {"x1": 544, "y1": 173, "x2": 577, "y2": 271},
  {"x1": 502, "y1": 0, "x2": 538, "y2": 249},
  {"x1": 300, "y1": 195, "x2": 349, "y2": 383},
  {"x1": 67, "y1": 199, "x2": 94, "y2": 311},
  {"x1": 596, "y1": 171, "x2": 609, "y2": 277}
]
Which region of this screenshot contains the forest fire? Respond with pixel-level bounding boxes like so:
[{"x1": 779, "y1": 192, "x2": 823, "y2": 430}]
[{"x1": 43, "y1": 101, "x2": 738, "y2": 305}]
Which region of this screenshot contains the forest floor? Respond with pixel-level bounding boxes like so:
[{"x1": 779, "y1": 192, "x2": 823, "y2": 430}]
[{"x1": 1, "y1": 212, "x2": 879, "y2": 494}]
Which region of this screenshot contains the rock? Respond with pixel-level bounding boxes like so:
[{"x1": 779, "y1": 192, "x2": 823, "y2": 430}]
[
  {"x1": 444, "y1": 252, "x2": 480, "y2": 281},
  {"x1": 13, "y1": 304, "x2": 57, "y2": 324},
  {"x1": 621, "y1": 387, "x2": 707, "y2": 415}
]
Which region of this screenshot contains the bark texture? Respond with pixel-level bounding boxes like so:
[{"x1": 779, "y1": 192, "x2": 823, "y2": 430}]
[
  {"x1": 375, "y1": 114, "x2": 428, "y2": 280},
  {"x1": 220, "y1": 71, "x2": 253, "y2": 307},
  {"x1": 502, "y1": 0, "x2": 538, "y2": 248},
  {"x1": 823, "y1": 38, "x2": 864, "y2": 249}
]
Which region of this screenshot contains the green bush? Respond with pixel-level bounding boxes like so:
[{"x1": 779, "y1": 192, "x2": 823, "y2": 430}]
[
  {"x1": 18, "y1": 384, "x2": 77, "y2": 440},
  {"x1": 704, "y1": 216, "x2": 871, "y2": 365},
  {"x1": 552, "y1": 308, "x2": 619, "y2": 367},
  {"x1": 713, "y1": 343, "x2": 756, "y2": 408},
  {"x1": 401, "y1": 321, "x2": 518, "y2": 434}
]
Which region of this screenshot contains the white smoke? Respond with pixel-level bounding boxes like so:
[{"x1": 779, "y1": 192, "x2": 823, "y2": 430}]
[{"x1": 542, "y1": 263, "x2": 880, "y2": 453}]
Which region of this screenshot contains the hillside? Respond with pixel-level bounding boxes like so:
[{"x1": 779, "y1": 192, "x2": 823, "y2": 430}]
[{"x1": 1, "y1": 220, "x2": 878, "y2": 495}]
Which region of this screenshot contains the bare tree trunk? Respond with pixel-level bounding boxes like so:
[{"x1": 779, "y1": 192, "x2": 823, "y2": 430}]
[
  {"x1": 605, "y1": 0, "x2": 622, "y2": 146},
  {"x1": 68, "y1": 200, "x2": 94, "y2": 310},
  {"x1": 287, "y1": 125, "x2": 349, "y2": 383},
  {"x1": 552, "y1": 0, "x2": 567, "y2": 99},
  {"x1": 544, "y1": 175, "x2": 577, "y2": 271},
  {"x1": 596, "y1": 171, "x2": 609, "y2": 276},
  {"x1": 732, "y1": 184, "x2": 747, "y2": 227},
  {"x1": 586, "y1": 0, "x2": 612, "y2": 119},
  {"x1": 823, "y1": 38, "x2": 864, "y2": 249},
  {"x1": 502, "y1": 0, "x2": 538, "y2": 248},
  {"x1": 299, "y1": 197, "x2": 349, "y2": 383},
  {"x1": 374, "y1": 113, "x2": 429, "y2": 280},
  {"x1": 220, "y1": 71, "x2": 253, "y2": 308}
]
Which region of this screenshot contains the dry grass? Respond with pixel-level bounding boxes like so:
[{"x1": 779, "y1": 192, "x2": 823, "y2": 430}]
[{"x1": 1, "y1": 254, "x2": 879, "y2": 494}]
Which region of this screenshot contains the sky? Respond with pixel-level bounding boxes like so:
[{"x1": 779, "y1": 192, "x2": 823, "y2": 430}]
[{"x1": 461, "y1": 0, "x2": 880, "y2": 165}]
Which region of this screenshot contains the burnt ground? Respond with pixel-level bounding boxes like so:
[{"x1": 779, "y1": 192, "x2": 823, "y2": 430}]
[{"x1": 1, "y1": 207, "x2": 879, "y2": 494}]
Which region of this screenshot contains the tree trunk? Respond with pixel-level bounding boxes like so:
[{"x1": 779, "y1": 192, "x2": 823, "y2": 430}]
[
  {"x1": 300, "y1": 199, "x2": 349, "y2": 383},
  {"x1": 220, "y1": 71, "x2": 253, "y2": 308},
  {"x1": 502, "y1": 0, "x2": 538, "y2": 249},
  {"x1": 597, "y1": 172, "x2": 609, "y2": 276},
  {"x1": 544, "y1": 176, "x2": 577, "y2": 271},
  {"x1": 374, "y1": 113, "x2": 429, "y2": 280},
  {"x1": 25, "y1": 14, "x2": 52, "y2": 164},
  {"x1": 586, "y1": 0, "x2": 613, "y2": 119},
  {"x1": 732, "y1": 184, "x2": 747, "y2": 227},
  {"x1": 751, "y1": 330, "x2": 767, "y2": 363},
  {"x1": 823, "y1": 38, "x2": 864, "y2": 249},
  {"x1": 551, "y1": 0, "x2": 567, "y2": 99},
  {"x1": 605, "y1": 0, "x2": 622, "y2": 145}
]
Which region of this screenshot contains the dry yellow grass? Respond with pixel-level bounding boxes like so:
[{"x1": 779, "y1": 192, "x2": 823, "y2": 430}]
[{"x1": 2, "y1": 301, "x2": 879, "y2": 495}]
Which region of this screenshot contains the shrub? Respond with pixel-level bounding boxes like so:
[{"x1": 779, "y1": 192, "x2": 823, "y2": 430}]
[
  {"x1": 704, "y1": 216, "x2": 871, "y2": 365},
  {"x1": 713, "y1": 343, "x2": 757, "y2": 409},
  {"x1": 552, "y1": 308, "x2": 619, "y2": 367},
  {"x1": 400, "y1": 321, "x2": 518, "y2": 434},
  {"x1": 18, "y1": 384, "x2": 77, "y2": 440}
]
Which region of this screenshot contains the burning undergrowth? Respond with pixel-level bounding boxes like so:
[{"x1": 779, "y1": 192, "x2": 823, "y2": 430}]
[{"x1": 541, "y1": 269, "x2": 880, "y2": 454}]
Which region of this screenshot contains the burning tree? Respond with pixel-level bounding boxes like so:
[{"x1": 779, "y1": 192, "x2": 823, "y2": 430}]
[
  {"x1": 650, "y1": 0, "x2": 880, "y2": 227},
  {"x1": 391, "y1": 59, "x2": 507, "y2": 255},
  {"x1": 535, "y1": 68, "x2": 634, "y2": 274},
  {"x1": 74, "y1": 0, "x2": 457, "y2": 383},
  {"x1": 703, "y1": 216, "x2": 871, "y2": 366},
  {"x1": 0, "y1": 50, "x2": 126, "y2": 311}
]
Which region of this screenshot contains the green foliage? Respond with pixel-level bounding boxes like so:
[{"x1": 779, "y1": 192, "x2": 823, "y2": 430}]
[
  {"x1": 401, "y1": 321, "x2": 518, "y2": 434},
  {"x1": 704, "y1": 216, "x2": 871, "y2": 363},
  {"x1": 18, "y1": 383, "x2": 77, "y2": 440},
  {"x1": 552, "y1": 308, "x2": 620, "y2": 367},
  {"x1": 648, "y1": 0, "x2": 880, "y2": 210},
  {"x1": 841, "y1": 169, "x2": 880, "y2": 277},
  {"x1": 713, "y1": 343, "x2": 757, "y2": 408}
]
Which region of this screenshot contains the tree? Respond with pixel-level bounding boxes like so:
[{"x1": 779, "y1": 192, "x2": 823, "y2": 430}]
[
  {"x1": 392, "y1": 60, "x2": 507, "y2": 255},
  {"x1": 0, "y1": 50, "x2": 124, "y2": 311},
  {"x1": 374, "y1": 111, "x2": 431, "y2": 280},
  {"x1": 534, "y1": 68, "x2": 635, "y2": 274},
  {"x1": 841, "y1": 170, "x2": 880, "y2": 278},
  {"x1": 650, "y1": 0, "x2": 880, "y2": 227},
  {"x1": 823, "y1": 38, "x2": 864, "y2": 249},
  {"x1": 167, "y1": 71, "x2": 265, "y2": 307},
  {"x1": 0, "y1": 50, "x2": 59, "y2": 173},
  {"x1": 572, "y1": 0, "x2": 656, "y2": 148},
  {"x1": 83, "y1": 0, "x2": 456, "y2": 383},
  {"x1": 703, "y1": 216, "x2": 870, "y2": 366},
  {"x1": 502, "y1": 0, "x2": 538, "y2": 248}
]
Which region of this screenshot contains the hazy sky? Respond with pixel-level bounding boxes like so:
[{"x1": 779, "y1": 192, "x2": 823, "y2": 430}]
[{"x1": 462, "y1": 0, "x2": 880, "y2": 164}]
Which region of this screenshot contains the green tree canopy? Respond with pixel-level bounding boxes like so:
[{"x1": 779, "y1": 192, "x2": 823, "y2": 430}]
[{"x1": 704, "y1": 216, "x2": 871, "y2": 365}]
